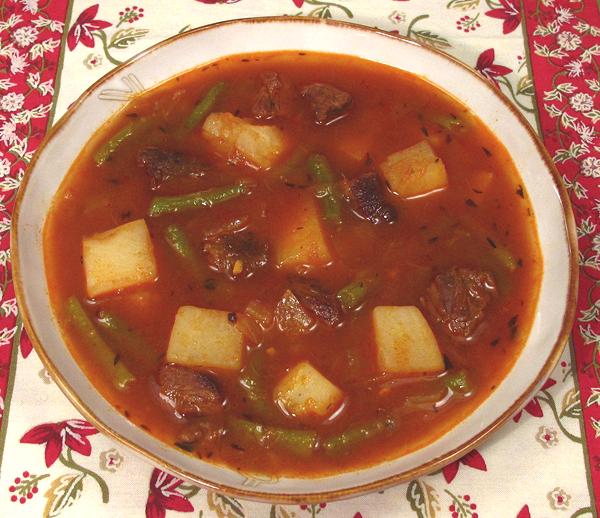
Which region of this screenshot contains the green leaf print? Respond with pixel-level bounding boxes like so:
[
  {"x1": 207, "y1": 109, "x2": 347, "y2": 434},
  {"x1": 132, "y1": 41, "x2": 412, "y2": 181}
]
[
  {"x1": 407, "y1": 479, "x2": 440, "y2": 517},
  {"x1": 561, "y1": 387, "x2": 582, "y2": 418},
  {"x1": 109, "y1": 28, "x2": 149, "y2": 49},
  {"x1": 270, "y1": 504, "x2": 296, "y2": 518},
  {"x1": 44, "y1": 473, "x2": 84, "y2": 517},
  {"x1": 207, "y1": 491, "x2": 245, "y2": 518},
  {"x1": 301, "y1": 1, "x2": 353, "y2": 19},
  {"x1": 447, "y1": 0, "x2": 480, "y2": 9},
  {"x1": 407, "y1": 15, "x2": 451, "y2": 49},
  {"x1": 517, "y1": 75, "x2": 535, "y2": 96}
]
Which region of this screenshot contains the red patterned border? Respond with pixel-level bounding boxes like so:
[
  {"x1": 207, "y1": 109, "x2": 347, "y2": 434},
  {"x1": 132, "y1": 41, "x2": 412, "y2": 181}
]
[
  {"x1": 522, "y1": 0, "x2": 600, "y2": 509},
  {"x1": 1, "y1": 0, "x2": 599, "y2": 511},
  {"x1": 0, "y1": 0, "x2": 70, "y2": 433}
]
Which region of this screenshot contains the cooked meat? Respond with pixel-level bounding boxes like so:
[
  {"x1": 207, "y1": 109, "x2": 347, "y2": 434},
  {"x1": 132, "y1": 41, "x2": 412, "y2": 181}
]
[
  {"x1": 204, "y1": 230, "x2": 268, "y2": 278},
  {"x1": 175, "y1": 419, "x2": 223, "y2": 452},
  {"x1": 138, "y1": 147, "x2": 207, "y2": 189},
  {"x1": 421, "y1": 268, "x2": 497, "y2": 338},
  {"x1": 290, "y1": 277, "x2": 343, "y2": 326},
  {"x1": 349, "y1": 174, "x2": 397, "y2": 224},
  {"x1": 252, "y1": 72, "x2": 283, "y2": 119},
  {"x1": 301, "y1": 83, "x2": 352, "y2": 124},
  {"x1": 158, "y1": 364, "x2": 223, "y2": 417}
]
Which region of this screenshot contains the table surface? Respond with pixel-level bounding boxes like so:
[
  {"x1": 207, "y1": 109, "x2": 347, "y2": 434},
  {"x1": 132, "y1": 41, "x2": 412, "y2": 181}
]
[{"x1": 0, "y1": 1, "x2": 598, "y2": 516}]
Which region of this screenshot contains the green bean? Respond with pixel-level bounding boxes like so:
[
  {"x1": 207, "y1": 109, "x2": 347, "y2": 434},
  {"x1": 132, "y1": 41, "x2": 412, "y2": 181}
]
[
  {"x1": 163, "y1": 224, "x2": 213, "y2": 285},
  {"x1": 275, "y1": 147, "x2": 309, "y2": 186},
  {"x1": 228, "y1": 417, "x2": 317, "y2": 457},
  {"x1": 322, "y1": 417, "x2": 395, "y2": 455},
  {"x1": 185, "y1": 81, "x2": 227, "y2": 130},
  {"x1": 66, "y1": 297, "x2": 134, "y2": 390},
  {"x1": 318, "y1": 189, "x2": 343, "y2": 224},
  {"x1": 307, "y1": 153, "x2": 342, "y2": 224},
  {"x1": 444, "y1": 370, "x2": 471, "y2": 394},
  {"x1": 270, "y1": 427, "x2": 318, "y2": 457},
  {"x1": 94, "y1": 121, "x2": 138, "y2": 166},
  {"x1": 165, "y1": 225, "x2": 194, "y2": 258},
  {"x1": 229, "y1": 416, "x2": 265, "y2": 442},
  {"x1": 96, "y1": 310, "x2": 159, "y2": 373},
  {"x1": 308, "y1": 153, "x2": 335, "y2": 184},
  {"x1": 337, "y1": 280, "x2": 370, "y2": 311},
  {"x1": 148, "y1": 181, "x2": 252, "y2": 217},
  {"x1": 239, "y1": 351, "x2": 276, "y2": 419}
]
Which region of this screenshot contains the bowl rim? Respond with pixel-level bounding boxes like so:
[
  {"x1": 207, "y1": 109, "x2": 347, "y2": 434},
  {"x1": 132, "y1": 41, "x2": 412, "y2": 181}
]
[{"x1": 11, "y1": 15, "x2": 579, "y2": 503}]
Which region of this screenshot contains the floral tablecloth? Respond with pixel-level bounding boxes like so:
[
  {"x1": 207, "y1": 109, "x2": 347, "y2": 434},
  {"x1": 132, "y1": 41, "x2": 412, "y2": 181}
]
[{"x1": 0, "y1": 0, "x2": 599, "y2": 516}]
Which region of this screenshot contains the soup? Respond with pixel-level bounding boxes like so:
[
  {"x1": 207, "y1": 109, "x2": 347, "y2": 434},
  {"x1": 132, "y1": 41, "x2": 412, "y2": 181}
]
[{"x1": 44, "y1": 52, "x2": 541, "y2": 476}]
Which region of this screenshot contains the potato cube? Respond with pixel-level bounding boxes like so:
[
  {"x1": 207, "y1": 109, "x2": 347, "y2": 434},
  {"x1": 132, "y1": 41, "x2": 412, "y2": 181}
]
[
  {"x1": 235, "y1": 123, "x2": 285, "y2": 169},
  {"x1": 83, "y1": 219, "x2": 157, "y2": 298},
  {"x1": 373, "y1": 306, "x2": 444, "y2": 375},
  {"x1": 275, "y1": 198, "x2": 332, "y2": 269},
  {"x1": 167, "y1": 306, "x2": 243, "y2": 370},
  {"x1": 274, "y1": 361, "x2": 343, "y2": 419},
  {"x1": 202, "y1": 112, "x2": 285, "y2": 169},
  {"x1": 380, "y1": 140, "x2": 448, "y2": 198},
  {"x1": 202, "y1": 112, "x2": 239, "y2": 157}
]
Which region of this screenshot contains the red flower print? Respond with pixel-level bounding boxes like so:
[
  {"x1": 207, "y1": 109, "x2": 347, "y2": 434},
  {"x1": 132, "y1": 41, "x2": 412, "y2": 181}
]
[
  {"x1": 145, "y1": 469, "x2": 194, "y2": 518},
  {"x1": 20, "y1": 329, "x2": 32, "y2": 359},
  {"x1": 475, "y1": 48, "x2": 513, "y2": 87},
  {"x1": 20, "y1": 419, "x2": 98, "y2": 467},
  {"x1": 513, "y1": 378, "x2": 556, "y2": 422},
  {"x1": 67, "y1": 4, "x2": 111, "y2": 51},
  {"x1": 517, "y1": 505, "x2": 531, "y2": 518},
  {"x1": 300, "y1": 503, "x2": 327, "y2": 512},
  {"x1": 442, "y1": 449, "x2": 487, "y2": 483},
  {"x1": 292, "y1": 0, "x2": 304, "y2": 6},
  {"x1": 485, "y1": 0, "x2": 521, "y2": 34}
]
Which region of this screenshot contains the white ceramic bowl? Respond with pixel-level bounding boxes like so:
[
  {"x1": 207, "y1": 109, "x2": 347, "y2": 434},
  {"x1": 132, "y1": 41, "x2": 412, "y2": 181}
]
[{"x1": 13, "y1": 17, "x2": 577, "y2": 503}]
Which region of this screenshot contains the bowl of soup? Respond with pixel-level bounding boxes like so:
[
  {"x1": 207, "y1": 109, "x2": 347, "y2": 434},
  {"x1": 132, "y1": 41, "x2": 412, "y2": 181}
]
[{"x1": 12, "y1": 17, "x2": 577, "y2": 502}]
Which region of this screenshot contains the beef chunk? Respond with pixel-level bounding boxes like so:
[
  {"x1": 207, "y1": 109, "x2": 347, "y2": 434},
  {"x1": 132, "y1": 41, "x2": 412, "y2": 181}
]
[
  {"x1": 350, "y1": 174, "x2": 397, "y2": 224},
  {"x1": 158, "y1": 364, "x2": 223, "y2": 417},
  {"x1": 301, "y1": 83, "x2": 352, "y2": 125},
  {"x1": 421, "y1": 268, "x2": 497, "y2": 338},
  {"x1": 289, "y1": 277, "x2": 343, "y2": 326},
  {"x1": 138, "y1": 147, "x2": 207, "y2": 189},
  {"x1": 252, "y1": 72, "x2": 283, "y2": 119},
  {"x1": 204, "y1": 230, "x2": 268, "y2": 278}
]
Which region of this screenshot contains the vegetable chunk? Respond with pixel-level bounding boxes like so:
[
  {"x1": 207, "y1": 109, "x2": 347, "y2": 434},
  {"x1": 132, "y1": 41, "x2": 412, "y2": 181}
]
[
  {"x1": 275, "y1": 198, "x2": 332, "y2": 269},
  {"x1": 185, "y1": 81, "x2": 227, "y2": 130},
  {"x1": 83, "y1": 219, "x2": 157, "y2": 298},
  {"x1": 380, "y1": 141, "x2": 448, "y2": 198},
  {"x1": 307, "y1": 153, "x2": 343, "y2": 224},
  {"x1": 373, "y1": 306, "x2": 444, "y2": 375},
  {"x1": 202, "y1": 112, "x2": 285, "y2": 169},
  {"x1": 274, "y1": 361, "x2": 343, "y2": 419},
  {"x1": 167, "y1": 306, "x2": 244, "y2": 370},
  {"x1": 274, "y1": 289, "x2": 315, "y2": 335},
  {"x1": 66, "y1": 297, "x2": 135, "y2": 390}
]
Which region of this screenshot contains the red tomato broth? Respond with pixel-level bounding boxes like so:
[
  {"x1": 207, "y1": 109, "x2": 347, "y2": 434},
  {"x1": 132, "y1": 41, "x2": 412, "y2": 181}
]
[{"x1": 44, "y1": 52, "x2": 541, "y2": 476}]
